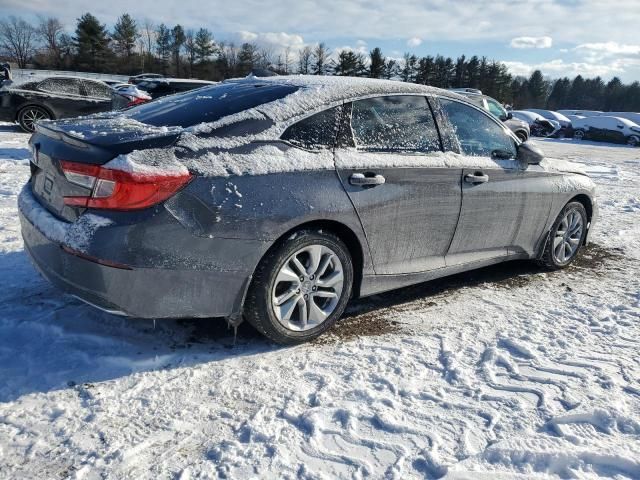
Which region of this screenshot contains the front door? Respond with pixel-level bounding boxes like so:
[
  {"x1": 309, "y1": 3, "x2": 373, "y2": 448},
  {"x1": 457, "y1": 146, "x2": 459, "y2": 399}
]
[
  {"x1": 436, "y1": 97, "x2": 527, "y2": 265},
  {"x1": 335, "y1": 95, "x2": 462, "y2": 274}
]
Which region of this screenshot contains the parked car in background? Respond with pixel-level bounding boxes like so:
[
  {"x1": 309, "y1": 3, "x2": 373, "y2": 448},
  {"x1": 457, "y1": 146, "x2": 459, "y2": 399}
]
[
  {"x1": 111, "y1": 83, "x2": 152, "y2": 109},
  {"x1": 557, "y1": 110, "x2": 602, "y2": 118},
  {"x1": 0, "y1": 76, "x2": 120, "y2": 132},
  {"x1": 566, "y1": 114, "x2": 586, "y2": 123},
  {"x1": 525, "y1": 109, "x2": 572, "y2": 136},
  {"x1": 135, "y1": 78, "x2": 217, "y2": 99},
  {"x1": 602, "y1": 112, "x2": 640, "y2": 125},
  {"x1": 128, "y1": 73, "x2": 166, "y2": 84},
  {"x1": 572, "y1": 116, "x2": 640, "y2": 146},
  {"x1": 18, "y1": 76, "x2": 597, "y2": 344},
  {"x1": 512, "y1": 110, "x2": 561, "y2": 137},
  {"x1": 451, "y1": 89, "x2": 530, "y2": 141}
]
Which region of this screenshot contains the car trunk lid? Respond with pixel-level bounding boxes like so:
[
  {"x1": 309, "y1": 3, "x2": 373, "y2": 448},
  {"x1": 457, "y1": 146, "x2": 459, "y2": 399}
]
[{"x1": 29, "y1": 117, "x2": 182, "y2": 222}]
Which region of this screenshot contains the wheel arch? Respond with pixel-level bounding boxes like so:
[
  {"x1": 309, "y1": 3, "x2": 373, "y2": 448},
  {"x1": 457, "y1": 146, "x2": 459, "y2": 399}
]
[{"x1": 257, "y1": 219, "x2": 365, "y2": 299}]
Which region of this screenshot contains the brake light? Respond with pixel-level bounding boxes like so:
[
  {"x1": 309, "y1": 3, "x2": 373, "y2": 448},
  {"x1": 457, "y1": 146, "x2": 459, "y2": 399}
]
[
  {"x1": 126, "y1": 97, "x2": 148, "y2": 108},
  {"x1": 61, "y1": 160, "x2": 193, "y2": 210}
]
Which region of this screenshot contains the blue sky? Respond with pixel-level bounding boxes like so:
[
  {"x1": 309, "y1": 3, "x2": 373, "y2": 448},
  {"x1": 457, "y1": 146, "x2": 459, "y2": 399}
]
[{"x1": 3, "y1": 0, "x2": 640, "y2": 81}]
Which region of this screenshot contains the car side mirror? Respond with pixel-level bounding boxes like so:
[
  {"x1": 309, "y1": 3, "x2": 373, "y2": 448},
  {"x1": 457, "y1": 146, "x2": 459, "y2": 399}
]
[
  {"x1": 516, "y1": 141, "x2": 544, "y2": 166},
  {"x1": 506, "y1": 112, "x2": 513, "y2": 120}
]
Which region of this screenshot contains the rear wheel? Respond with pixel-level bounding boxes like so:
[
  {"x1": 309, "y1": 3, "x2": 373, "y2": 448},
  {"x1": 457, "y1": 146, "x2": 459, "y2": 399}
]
[
  {"x1": 538, "y1": 202, "x2": 587, "y2": 269},
  {"x1": 573, "y1": 129, "x2": 585, "y2": 140},
  {"x1": 18, "y1": 106, "x2": 51, "y2": 133},
  {"x1": 516, "y1": 130, "x2": 528, "y2": 142},
  {"x1": 627, "y1": 135, "x2": 640, "y2": 147},
  {"x1": 244, "y1": 230, "x2": 353, "y2": 344}
]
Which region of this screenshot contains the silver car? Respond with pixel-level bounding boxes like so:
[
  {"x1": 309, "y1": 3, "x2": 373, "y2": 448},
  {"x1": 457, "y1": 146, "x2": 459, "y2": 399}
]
[{"x1": 19, "y1": 76, "x2": 597, "y2": 344}]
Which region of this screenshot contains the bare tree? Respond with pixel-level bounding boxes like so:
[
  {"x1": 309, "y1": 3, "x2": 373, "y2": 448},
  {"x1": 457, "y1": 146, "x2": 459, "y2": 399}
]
[
  {"x1": 0, "y1": 16, "x2": 37, "y2": 68},
  {"x1": 283, "y1": 46, "x2": 291, "y2": 74},
  {"x1": 141, "y1": 19, "x2": 155, "y2": 70},
  {"x1": 184, "y1": 30, "x2": 196, "y2": 77},
  {"x1": 298, "y1": 45, "x2": 312, "y2": 74},
  {"x1": 37, "y1": 16, "x2": 64, "y2": 68}
]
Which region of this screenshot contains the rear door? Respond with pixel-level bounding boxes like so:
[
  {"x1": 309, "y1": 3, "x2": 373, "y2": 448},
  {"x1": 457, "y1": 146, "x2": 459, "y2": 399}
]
[
  {"x1": 334, "y1": 95, "x2": 462, "y2": 274},
  {"x1": 436, "y1": 97, "x2": 529, "y2": 265},
  {"x1": 37, "y1": 77, "x2": 85, "y2": 117}
]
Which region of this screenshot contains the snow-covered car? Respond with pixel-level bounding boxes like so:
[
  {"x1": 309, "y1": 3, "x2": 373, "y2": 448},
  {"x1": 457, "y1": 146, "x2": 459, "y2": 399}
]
[
  {"x1": 512, "y1": 110, "x2": 561, "y2": 137},
  {"x1": 135, "y1": 78, "x2": 217, "y2": 99},
  {"x1": 601, "y1": 111, "x2": 640, "y2": 125},
  {"x1": 0, "y1": 76, "x2": 120, "y2": 132},
  {"x1": 557, "y1": 109, "x2": 602, "y2": 118},
  {"x1": 572, "y1": 115, "x2": 640, "y2": 146},
  {"x1": 566, "y1": 114, "x2": 586, "y2": 123},
  {"x1": 128, "y1": 73, "x2": 166, "y2": 84},
  {"x1": 111, "y1": 83, "x2": 152, "y2": 109},
  {"x1": 18, "y1": 76, "x2": 597, "y2": 344},
  {"x1": 525, "y1": 109, "x2": 572, "y2": 128},
  {"x1": 450, "y1": 89, "x2": 530, "y2": 141}
]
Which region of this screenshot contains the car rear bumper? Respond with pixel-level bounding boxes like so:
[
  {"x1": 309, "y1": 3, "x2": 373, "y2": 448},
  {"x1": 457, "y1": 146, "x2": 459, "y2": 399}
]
[{"x1": 19, "y1": 188, "x2": 255, "y2": 319}]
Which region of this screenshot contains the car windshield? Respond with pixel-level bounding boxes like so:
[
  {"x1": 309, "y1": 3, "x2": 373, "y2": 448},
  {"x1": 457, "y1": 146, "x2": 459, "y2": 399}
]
[{"x1": 124, "y1": 81, "x2": 299, "y2": 128}]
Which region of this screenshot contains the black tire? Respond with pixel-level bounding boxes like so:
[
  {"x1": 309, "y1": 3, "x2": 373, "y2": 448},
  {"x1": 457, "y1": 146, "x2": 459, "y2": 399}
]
[
  {"x1": 538, "y1": 201, "x2": 588, "y2": 270},
  {"x1": 627, "y1": 135, "x2": 640, "y2": 147},
  {"x1": 17, "y1": 105, "x2": 51, "y2": 133},
  {"x1": 515, "y1": 131, "x2": 528, "y2": 142},
  {"x1": 573, "y1": 129, "x2": 585, "y2": 140},
  {"x1": 244, "y1": 229, "x2": 354, "y2": 344}
]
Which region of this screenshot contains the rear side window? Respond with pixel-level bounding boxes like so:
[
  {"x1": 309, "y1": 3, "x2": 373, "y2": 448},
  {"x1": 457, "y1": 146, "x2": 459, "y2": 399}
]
[
  {"x1": 83, "y1": 80, "x2": 112, "y2": 99},
  {"x1": 39, "y1": 78, "x2": 82, "y2": 96},
  {"x1": 350, "y1": 96, "x2": 441, "y2": 153},
  {"x1": 440, "y1": 98, "x2": 516, "y2": 158},
  {"x1": 486, "y1": 98, "x2": 507, "y2": 120},
  {"x1": 281, "y1": 106, "x2": 341, "y2": 150}
]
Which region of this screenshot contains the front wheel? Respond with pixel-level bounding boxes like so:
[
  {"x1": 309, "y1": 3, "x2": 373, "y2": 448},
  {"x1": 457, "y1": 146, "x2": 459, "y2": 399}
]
[
  {"x1": 627, "y1": 135, "x2": 640, "y2": 147},
  {"x1": 18, "y1": 106, "x2": 51, "y2": 133},
  {"x1": 244, "y1": 230, "x2": 354, "y2": 344},
  {"x1": 538, "y1": 202, "x2": 588, "y2": 269},
  {"x1": 573, "y1": 129, "x2": 585, "y2": 140}
]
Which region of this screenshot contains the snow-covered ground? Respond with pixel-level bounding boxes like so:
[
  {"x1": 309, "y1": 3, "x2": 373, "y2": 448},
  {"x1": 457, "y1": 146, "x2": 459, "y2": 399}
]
[{"x1": 0, "y1": 123, "x2": 639, "y2": 479}]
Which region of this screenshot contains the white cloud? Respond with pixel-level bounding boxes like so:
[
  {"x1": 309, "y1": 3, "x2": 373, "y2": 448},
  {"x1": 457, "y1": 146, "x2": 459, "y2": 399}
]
[
  {"x1": 509, "y1": 36, "x2": 552, "y2": 49},
  {"x1": 502, "y1": 59, "x2": 627, "y2": 78},
  {"x1": 356, "y1": 39, "x2": 367, "y2": 47},
  {"x1": 233, "y1": 31, "x2": 306, "y2": 51},
  {"x1": 407, "y1": 37, "x2": 422, "y2": 48},
  {"x1": 574, "y1": 42, "x2": 640, "y2": 57}
]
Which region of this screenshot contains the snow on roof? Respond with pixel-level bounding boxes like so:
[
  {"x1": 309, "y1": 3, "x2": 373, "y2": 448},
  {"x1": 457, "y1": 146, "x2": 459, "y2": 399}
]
[{"x1": 223, "y1": 75, "x2": 457, "y2": 124}]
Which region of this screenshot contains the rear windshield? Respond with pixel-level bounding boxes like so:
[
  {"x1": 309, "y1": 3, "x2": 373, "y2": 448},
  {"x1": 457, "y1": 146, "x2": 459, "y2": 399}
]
[{"x1": 124, "y1": 81, "x2": 299, "y2": 128}]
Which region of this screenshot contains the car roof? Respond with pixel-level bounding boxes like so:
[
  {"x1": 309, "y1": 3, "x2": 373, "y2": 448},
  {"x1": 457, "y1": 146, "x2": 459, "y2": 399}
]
[{"x1": 217, "y1": 75, "x2": 466, "y2": 123}]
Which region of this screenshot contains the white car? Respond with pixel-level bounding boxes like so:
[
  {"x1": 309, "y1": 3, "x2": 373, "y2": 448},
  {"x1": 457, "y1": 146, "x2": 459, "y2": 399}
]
[
  {"x1": 601, "y1": 112, "x2": 640, "y2": 125},
  {"x1": 572, "y1": 116, "x2": 640, "y2": 146},
  {"x1": 566, "y1": 114, "x2": 586, "y2": 123},
  {"x1": 512, "y1": 110, "x2": 561, "y2": 137},
  {"x1": 557, "y1": 109, "x2": 602, "y2": 118},
  {"x1": 525, "y1": 109, "x2": 572, "y2": 128}
]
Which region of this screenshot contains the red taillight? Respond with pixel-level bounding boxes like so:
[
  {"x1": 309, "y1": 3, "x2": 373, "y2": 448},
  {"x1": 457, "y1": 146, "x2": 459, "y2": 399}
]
[
  {"x1": 126, "y1": 97, "x2": 148, "y2": 108},
  {"x1": 61, "y1": 160, "x2": 193, "y2": 211}
]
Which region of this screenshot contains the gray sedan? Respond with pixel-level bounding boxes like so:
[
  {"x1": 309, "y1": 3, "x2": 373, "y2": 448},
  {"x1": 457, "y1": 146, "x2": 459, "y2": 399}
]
[{"x1": 19, "y1": 76, "x2": 597, "y2": 344}]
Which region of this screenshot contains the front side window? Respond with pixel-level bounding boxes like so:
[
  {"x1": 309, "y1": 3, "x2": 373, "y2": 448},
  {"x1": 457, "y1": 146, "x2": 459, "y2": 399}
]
[
  {"x1": 350, "y1": 96, "x2": 441, "y2": 153},
  {"x1": 440, "y1": 98, "x2": 516, "y2": 158},
  {"x1": 39, "y1": 78, "x2": 82, "y2": 96},
  {"x1": 281, "y1": 106, "x2": 341, "y2": 150}
]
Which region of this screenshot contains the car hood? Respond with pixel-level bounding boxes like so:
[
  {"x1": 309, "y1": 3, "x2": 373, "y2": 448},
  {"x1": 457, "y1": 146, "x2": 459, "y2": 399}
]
[{"x1": 541, "y1": 157, "x2": 587, "y2": 176}]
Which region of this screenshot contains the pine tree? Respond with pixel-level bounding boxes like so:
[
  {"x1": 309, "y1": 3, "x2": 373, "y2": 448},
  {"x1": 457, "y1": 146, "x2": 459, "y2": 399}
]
[
  {"x1": 527, "y1": 70, "x2": 549, "y2": 107},
  {"x1": 401, "y1": 53, "x2": 418, "y2": 83},
  {"x1": 74, "y1": 13, "x2": 111, "y2": 72},
  {"x1": 171, "y1": 25, "x2": 185, "y2": 77},
  {"x1": 368, "y1": 47, "x2": 385, "y2": 78},
  {"x1": 155, "y1": 23, "x2": 171, "y2": 75},
  {"x1": 238, "y1": 42, "x2": 257, "y2": 76},
  {"x1": 112, "y1": 14, "x2": 137, "y2": 57},
  {"x1": 194, "y1": 28, "x2": 215, "y2": 64}
]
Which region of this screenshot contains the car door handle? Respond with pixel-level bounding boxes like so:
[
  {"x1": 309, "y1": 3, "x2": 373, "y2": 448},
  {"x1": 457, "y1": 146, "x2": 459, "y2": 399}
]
[
  {"x1": 464, "y1": 173, "x2": 489, "y2": 184},
  {"x1": 349, "y1": 173, "x2": 386, "y2": 186}
]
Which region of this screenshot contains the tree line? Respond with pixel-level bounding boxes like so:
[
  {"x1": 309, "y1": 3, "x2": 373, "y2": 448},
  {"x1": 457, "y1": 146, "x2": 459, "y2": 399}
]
[{"x1": 1, "y1": 13, "x2": 639, "y2": 112}]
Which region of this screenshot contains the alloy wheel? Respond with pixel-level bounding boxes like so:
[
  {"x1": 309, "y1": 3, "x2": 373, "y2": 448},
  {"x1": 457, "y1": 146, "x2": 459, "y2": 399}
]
[
  {"x1": 20, "y1": 108, "x2": 49, "y2": 132},
  {"x1": 552, "y1": 209, "x2": 584, "y2": 264},
  {"x1": 271, "y1": 244, "x2": 344, "y2": 331}
]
